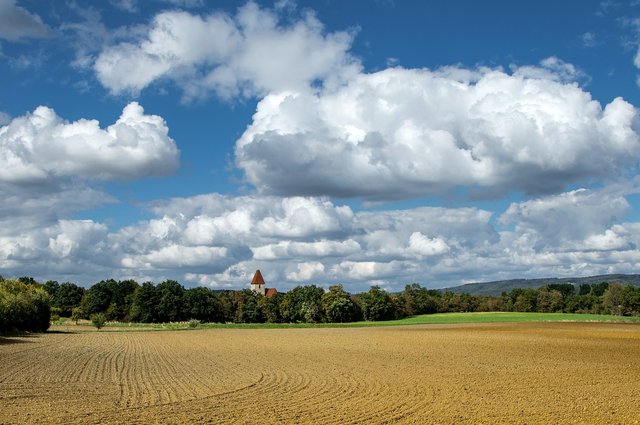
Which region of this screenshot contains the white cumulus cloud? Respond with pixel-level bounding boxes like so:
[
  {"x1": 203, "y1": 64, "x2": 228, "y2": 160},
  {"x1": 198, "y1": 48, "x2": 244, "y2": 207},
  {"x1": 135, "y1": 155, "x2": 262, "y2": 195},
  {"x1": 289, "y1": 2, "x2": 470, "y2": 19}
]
[
  {"x1": 48, "y1": 220, "x2": 108, "y2": 258},
  {"x1": 252, "y1": 239, "x2": 360, "y2": 260},
  {"x1": 287, "y1": 261, "x2": 325, "y2": 282},
  {"x1": 499, "y1": 188, "x2": 630, "y2": 249},
  {"x1": 407, "y1": 232, "x2": 449, "y2": 258},
  {"x1": 236, "y1": 65, "x2": 640, "y2": 200},
  {"x1": 333, "y1": 260, "x2": 405, "y2": 281},
  {"x1": 94, "y1": 2, "x2": 359, "y2": 99},
  {"x1": 581, "y1": 228, "x2": 633, "y2": 252},
  {"x1": 0, "y1": 102, "x2": 179, "y2": 183}
]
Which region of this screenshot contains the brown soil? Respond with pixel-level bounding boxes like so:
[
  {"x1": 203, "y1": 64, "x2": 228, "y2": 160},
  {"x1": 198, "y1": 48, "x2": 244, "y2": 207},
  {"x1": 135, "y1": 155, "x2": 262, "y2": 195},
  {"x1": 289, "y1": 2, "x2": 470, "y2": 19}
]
[{"x1": 1, "y1": 322, "x2": 640, "y2": 424}]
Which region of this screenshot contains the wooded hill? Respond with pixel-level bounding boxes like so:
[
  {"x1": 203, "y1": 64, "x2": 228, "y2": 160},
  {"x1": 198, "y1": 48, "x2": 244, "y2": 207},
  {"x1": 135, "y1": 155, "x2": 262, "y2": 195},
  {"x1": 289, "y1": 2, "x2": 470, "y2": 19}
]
[{"x1": 446, "y1": 274, "x2": 640, "y2": 296}]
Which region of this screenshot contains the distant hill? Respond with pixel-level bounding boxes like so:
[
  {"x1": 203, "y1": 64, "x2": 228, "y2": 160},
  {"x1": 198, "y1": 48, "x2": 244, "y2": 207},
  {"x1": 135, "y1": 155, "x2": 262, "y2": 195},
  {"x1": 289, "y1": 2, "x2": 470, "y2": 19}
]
[{"x1": 444, "y1": 274, "x2": 640, "y2": 296}]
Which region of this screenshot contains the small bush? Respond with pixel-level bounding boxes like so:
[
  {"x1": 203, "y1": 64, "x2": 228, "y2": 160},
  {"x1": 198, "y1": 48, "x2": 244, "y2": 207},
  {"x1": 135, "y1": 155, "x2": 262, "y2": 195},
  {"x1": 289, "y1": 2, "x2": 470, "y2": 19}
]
[
  {"x1": 50, "y1": 307, "x2": 61, "y2": 323},
  {"x1": 189, "y1": 319, "x2": 200, "y2": 328},
  {"x1": 71, "y1": 307, "x2": 83, "y2": 325},
  {"x1": 90, "y1": 313, "x2": 106, "y2": 330}
]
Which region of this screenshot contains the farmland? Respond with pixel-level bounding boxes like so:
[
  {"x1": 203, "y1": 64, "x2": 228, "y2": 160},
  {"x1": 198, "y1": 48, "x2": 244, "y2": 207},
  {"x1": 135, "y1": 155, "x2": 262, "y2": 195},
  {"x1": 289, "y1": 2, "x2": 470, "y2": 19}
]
[{"x1": 2, "y1": 322, "x2": 640, "y2": 423}]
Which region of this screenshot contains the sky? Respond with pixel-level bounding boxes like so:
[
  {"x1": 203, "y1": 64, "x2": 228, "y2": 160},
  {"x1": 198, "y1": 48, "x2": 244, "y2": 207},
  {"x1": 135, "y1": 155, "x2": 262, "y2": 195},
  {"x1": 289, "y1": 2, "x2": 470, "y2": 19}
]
[{"x1": 2, "y1": 0, "x2": 640, "y2": 292}]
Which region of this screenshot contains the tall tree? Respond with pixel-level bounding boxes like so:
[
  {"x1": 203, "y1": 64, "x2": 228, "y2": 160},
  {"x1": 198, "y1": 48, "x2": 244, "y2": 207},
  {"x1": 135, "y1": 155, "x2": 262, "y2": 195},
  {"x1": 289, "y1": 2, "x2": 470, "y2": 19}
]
[
  {"x1": 591, "y1": 282, "x2": 610, "y2": 297},
  {"x1": 544, "y1": 283, "x2": 575, "y2": 299},
  {"x1": 603, "y1": 283, "x2": 625, "y2": 315},
  {"x1": 402, "y1": 284, "x2": 439, "y2": 315},
  {"x1": 621, "y1": 285, "x2": 640, "y2": 316},
  {"x1": 536, "y1": 289, "x2": 564, "y2": 313},
  {"x1": 53, "y1": 282, "x2": 85, "y2": 317},
  {"x1": 359, "y1": 286, "x2": 395, "y2": 321},
  {"x1": 280, "y1": 285, "x2": 324, "y2": 323},
  {"x1": 130, "y1": 282, "x2": 160, "y2": 323},
  {"x1": 108, "y1": 279, "x2": 139, "y2": 321},
  {"x1": 80, "y1": 280, "x2": 113, "y2": 317},
  {"x1": 233, "y1": 289, "x2": 263, "y2": 323},
  {"x1": 322, "y1": 285, "x2": 358, "y2": 323},
  {"x1": 184, "y1": 287, "x2": 221, "y2": 322},
  {"x1": 258, "y1": 293, "x2": 282, "y2": 323},
  {"x1": 156, "y1": 280, "x2": 186, "y2": 322}
]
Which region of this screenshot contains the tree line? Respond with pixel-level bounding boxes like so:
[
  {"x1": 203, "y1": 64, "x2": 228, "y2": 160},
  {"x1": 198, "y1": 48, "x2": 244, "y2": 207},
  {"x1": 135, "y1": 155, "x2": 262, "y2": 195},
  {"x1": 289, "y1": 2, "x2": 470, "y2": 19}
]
[
  {"x1": 3, "y1": 275, "x2": 640, "y2": 333},
  {"x1": 37, "y1": 278, "x2": 640, "y2": 324}
]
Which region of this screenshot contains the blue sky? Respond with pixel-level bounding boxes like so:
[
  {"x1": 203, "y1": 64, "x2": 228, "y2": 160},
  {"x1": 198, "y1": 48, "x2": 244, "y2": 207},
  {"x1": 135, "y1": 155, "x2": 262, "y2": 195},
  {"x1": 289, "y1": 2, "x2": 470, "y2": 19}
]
[{"x1": 2, "y1": 0, "x2": 640, "y2": 291}]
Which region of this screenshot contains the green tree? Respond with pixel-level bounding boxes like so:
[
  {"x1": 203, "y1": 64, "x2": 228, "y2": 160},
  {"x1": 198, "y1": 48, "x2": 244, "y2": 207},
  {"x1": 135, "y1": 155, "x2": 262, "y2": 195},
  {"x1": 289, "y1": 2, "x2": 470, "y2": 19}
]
[
  {"x1": 537, "y1": 289, "x2": 564, "y2": 313},
  {"x1": 508, "y1": 288, "x2": 538, "y2": 312},
  {"x1": 130, "y1": 282, "x2": 160, "y2": 323},
  {"x1": 50, "y1": 307, "x2": 61, "y2": 322},
  {"x1": 215, "y1": 290, "x2": 236, "y2": 323},
  {"x1": 359, "y1": 286, "x2": 395, "y2": 321},
  {"x1": 71, "y1": 307, "x2": 83, "y2": 325},
  {"x1": 106, "y1": 279, "x2": 139, "y2": 321},
  {"x1": 621, "y1": 285, "x2": 640, "y2": 316},
  {"x1": 603, "y1": 283, "x2": 625, "y2": 315},
  {"x1": 402, "y1": 284, "x2": 439, "y2": 315},
  {"x1": 0, "y1": 279, "x2": 51, "y2": 333},
  {"x1": 544, "y1": 283, "x2": 575, "y2": 299},
  {"x1": 155, "y1": 280, "x2": 186, "y2": 322},
  {"x1": 258, "y1": 293, "x2": 282, "y2": 323},
  {"x1": 31, "y1": 284, "x2": 51, "y2": 332},
  {"x1": 184, "y1": 287, "x2": 221, "y2": 322},
  {"x1": 440, "y1": 292, "x2": 480, "y2": 313},
  {"x1": 390, "y1": 294, "x2": 408, "y2": 319},
  {"x1": 43, "y1": 280, "x2": 60, "y2": 298},
  {"x1": 591, "y1": 282, "x2": 610, "y2": 297},
  {"x1": 80, "y1": 280, "x2": 113, "y2": 317},
  {"x1": 53, "y1": 282, "x2": 85, "y2": 317},
  {"x1": 233, "y1": 290, "x2": 264, "y2": 323},
  {"x1": 18, "y1": 276, "x2": 38, "y2": 286},
  {"x1": 322, "y1": 285, "x2": 357, "y2": 323},
  {"x1": 476, "y1": 296, "x2": 505, "y2": 312},
  {"x1": 280, "y1": 285, "x2": 325, "y2": 323},
  {"x1": 564, "y1": 294, "x2": 599, "y2": 313},
  {"x1": 578, "y1": 284, "x2": 591, "y2": 296},
  {"x1": 91, "y1": 313, "x2": 106, "y2": 330}
]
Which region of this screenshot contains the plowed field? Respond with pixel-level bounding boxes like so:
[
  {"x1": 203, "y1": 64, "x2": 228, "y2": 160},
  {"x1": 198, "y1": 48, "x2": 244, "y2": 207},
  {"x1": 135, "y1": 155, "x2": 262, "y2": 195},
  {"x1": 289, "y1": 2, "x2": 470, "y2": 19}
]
[{"x1": 1, "y1": 322, "x2": 640, "y2": 424}]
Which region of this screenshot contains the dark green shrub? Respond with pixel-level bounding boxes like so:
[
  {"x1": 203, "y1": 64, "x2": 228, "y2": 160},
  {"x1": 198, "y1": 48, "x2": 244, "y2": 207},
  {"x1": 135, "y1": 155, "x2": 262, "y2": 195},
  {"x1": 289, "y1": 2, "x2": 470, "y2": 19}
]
[{"x1": 0, "y1": 279, "x2": 51, "y2": 333}]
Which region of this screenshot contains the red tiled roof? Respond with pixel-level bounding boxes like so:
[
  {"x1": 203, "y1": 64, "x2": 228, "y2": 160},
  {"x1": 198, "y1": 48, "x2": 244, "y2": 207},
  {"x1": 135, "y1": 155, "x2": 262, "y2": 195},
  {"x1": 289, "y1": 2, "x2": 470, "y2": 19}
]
[
  {"x1": 265, "y1": 288, "x2": 277, "y2": 298},
  {"x1": 251, "y1": 269, "x2": 265, "y2": 285}
]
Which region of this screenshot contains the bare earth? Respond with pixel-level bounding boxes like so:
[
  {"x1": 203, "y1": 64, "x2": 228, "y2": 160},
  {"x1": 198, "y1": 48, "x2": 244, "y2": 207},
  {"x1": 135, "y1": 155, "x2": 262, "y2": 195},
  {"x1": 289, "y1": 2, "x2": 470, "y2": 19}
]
[{"x1": 1, "y1": 322, "x2": 640, "y2": 424}]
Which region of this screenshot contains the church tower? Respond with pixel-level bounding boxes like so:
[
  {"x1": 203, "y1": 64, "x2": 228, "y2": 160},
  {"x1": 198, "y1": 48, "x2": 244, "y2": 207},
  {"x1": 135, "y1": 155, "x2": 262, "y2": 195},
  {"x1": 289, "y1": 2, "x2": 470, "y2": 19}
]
[{"x1": 250, "y1": 269, "x2": 266, "y2": 296}]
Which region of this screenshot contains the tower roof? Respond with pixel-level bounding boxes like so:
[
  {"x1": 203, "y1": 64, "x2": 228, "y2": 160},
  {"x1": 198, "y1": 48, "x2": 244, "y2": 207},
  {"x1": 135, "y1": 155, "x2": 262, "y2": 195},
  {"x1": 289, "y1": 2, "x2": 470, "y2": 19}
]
[{"x1": 251, "y1": 269, "x2": 265, "y2": 285}]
